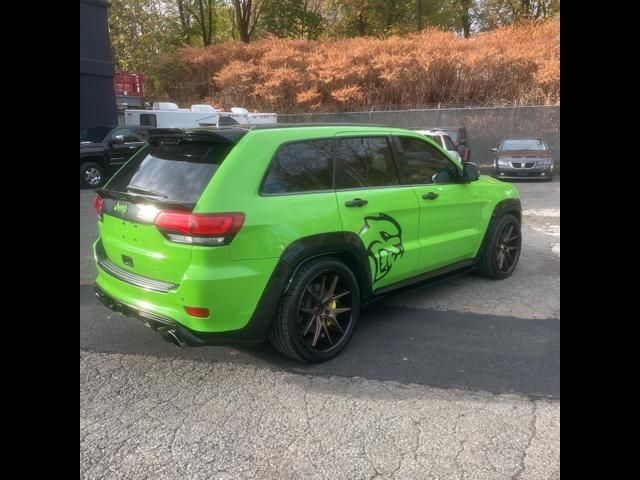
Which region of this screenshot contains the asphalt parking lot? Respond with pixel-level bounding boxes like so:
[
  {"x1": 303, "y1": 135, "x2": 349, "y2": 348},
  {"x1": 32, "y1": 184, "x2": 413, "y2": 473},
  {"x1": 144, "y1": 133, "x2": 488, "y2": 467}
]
[{"x1": 80, "y1": 177, "x2": 560, "y2": 479}]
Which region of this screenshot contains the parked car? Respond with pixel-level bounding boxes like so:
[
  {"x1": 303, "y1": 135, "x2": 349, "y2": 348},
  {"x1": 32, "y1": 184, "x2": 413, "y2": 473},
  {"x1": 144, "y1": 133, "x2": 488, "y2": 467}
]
[
  {"x1": 94, "y1": 124, "x2": 522, "y2": 362},
  {"x1": 415, "y1": 129, "x2": 462, "y2": 163},
  {"x1": 492, "y1": 137, "x2": 554, "y2": 181},
  {"x1": 432, "y1": 127, "x2": 470, "y2": 162},
  {"x1": 80, "y1": 125, "x2": 157, "y2": 188},
  {"x1": 80, "y1": 125, "x2": 116, "y2": 144}
]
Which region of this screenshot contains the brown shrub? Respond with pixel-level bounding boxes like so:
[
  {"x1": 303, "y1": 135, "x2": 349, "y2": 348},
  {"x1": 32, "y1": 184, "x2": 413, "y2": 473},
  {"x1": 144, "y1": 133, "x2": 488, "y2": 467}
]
[{"x1": 151, "y1": 20, "x2": 559, "y2": 112}]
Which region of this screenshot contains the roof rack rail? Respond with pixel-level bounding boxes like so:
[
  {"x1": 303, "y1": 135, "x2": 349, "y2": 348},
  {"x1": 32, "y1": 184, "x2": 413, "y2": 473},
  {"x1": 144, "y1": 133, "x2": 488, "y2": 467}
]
[{"x1": 250, "y1": 123, "x2": 391, "y2": 129}]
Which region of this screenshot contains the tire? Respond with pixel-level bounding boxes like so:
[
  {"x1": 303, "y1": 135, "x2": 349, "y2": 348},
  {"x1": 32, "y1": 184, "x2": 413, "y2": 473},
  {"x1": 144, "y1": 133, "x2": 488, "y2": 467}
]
[
  {"x1": 267, "y1": 257, "x2": 360, "y2": 363},
  {"x1": 476, "y1": 213, "x2": 522, "y2": 279},
  {"x1": 80, "y1": 162, "x2": 106, "y2": 188}
]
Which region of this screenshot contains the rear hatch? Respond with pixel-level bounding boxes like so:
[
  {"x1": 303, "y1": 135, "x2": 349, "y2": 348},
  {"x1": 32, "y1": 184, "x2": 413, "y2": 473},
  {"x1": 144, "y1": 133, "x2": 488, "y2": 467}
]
[{"x1": 96, "y1": 131, "x2": 240, "y2": 285}]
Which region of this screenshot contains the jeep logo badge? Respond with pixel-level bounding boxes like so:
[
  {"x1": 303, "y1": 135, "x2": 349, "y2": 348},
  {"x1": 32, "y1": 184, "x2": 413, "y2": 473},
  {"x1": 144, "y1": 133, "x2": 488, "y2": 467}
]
[{"x1": 114, "y1": 201, "x2": 128, "y2": 214}]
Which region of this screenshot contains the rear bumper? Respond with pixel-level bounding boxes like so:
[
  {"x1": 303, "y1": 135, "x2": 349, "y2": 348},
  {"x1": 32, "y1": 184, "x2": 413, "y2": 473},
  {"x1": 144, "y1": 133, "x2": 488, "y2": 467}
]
[
  {"x1": 94, "y1": 280, "x2": 282, "y2": 346},
  {"x1": 93, "y1": 238, "x2": 292, "y2": 346},
  {"x1": 95, "y1": 285, "x2": 207, "y2": 347}
]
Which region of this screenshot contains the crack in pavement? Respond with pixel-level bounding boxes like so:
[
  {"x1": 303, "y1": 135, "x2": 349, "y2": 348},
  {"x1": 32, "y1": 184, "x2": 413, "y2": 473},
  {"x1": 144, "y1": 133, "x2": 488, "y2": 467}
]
[
  {"x1": 80, "y1": 351, "x2": 559, "y2": 480},
  {"x1": 513, "y1": 402, "x2": 538, "y2": 480}
]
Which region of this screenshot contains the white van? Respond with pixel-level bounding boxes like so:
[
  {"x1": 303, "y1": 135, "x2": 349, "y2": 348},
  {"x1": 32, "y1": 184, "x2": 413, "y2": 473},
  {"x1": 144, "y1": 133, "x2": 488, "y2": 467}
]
[
  {"x1": 124, "y1": 103, "x2": 277, "y2": 128},
  {"x1": 415, "y1": 129, "x2": 462, "y2": 163}
]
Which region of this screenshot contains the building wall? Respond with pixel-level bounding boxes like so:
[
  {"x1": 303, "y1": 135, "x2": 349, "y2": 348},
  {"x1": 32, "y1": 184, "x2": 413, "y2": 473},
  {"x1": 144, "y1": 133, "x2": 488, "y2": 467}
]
[{"x1": 80, "y1": 0, "x2": 117, "y2": 130}]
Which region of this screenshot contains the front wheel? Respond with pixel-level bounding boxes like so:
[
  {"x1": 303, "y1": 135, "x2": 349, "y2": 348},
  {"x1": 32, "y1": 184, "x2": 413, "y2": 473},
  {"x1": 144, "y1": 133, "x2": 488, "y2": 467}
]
[
  {"x1": 268, "y1": 258, "x2": 360, "y2": 362},
  {"x1": 477, "y1": 213, "x2": 522, "y2": 279}
]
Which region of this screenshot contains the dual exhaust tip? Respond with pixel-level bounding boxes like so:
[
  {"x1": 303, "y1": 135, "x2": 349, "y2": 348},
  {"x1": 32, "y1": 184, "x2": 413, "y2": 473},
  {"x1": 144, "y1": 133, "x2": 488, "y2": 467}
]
[
  {"x1": 95, "y1": 286, "x2": 191, "y2": 349},
  {"x1": 157, "y1": 327, "x2": 187, "y2": 348}
]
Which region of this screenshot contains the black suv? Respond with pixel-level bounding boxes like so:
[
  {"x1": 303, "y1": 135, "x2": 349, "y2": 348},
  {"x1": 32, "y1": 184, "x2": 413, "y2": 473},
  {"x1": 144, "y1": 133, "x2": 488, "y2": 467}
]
[{"x1": 80, "y1": 126, "x2": 156, "y2": 188}]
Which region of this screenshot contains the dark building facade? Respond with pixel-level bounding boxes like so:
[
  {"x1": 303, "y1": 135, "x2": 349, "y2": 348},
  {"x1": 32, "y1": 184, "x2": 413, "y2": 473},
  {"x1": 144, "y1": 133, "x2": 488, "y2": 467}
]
[{"x1": 80, "y1": 0, "x2": 117, "y2": 130}]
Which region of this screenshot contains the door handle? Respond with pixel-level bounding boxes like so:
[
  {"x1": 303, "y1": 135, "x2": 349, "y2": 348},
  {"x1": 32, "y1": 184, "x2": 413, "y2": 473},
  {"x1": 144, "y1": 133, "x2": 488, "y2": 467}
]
[
  {"x1": 422, "y1": 192, "x2": 439, "y2": 200},
  {"x1": 345, "y1": 198, "x2": 368, "y2": 208}
]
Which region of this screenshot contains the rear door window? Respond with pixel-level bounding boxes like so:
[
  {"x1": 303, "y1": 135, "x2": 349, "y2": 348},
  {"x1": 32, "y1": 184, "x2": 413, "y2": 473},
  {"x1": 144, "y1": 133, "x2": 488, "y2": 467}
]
[
  {"x1": 335, "y1": 137, "x2": 399, "y2": 189},
  {"x1": 261, "y1": 140, "x2": 334, "y2": 194},
  {"x1": 106, "y1": 141, "x2": 233, "y2": 204}
]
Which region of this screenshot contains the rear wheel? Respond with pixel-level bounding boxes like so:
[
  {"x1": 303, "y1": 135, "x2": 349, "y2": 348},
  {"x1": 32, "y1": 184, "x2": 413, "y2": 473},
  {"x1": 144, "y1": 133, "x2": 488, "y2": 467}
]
[
  {"x1": 80, "y1": 162, "x2": 105, "y2": 188},
  {"x1": 268, "y1": 258, "x2": 360, "y2": 362},
  {"x1": 477, "y1": 213, "x2": 522, "y2": 279}
]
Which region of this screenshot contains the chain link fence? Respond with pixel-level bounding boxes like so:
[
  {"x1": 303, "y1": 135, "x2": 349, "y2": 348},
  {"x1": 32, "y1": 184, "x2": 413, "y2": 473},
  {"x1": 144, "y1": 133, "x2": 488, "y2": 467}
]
[{"x1": 279, "y1": 105, "x2": 560, "y2": 172}]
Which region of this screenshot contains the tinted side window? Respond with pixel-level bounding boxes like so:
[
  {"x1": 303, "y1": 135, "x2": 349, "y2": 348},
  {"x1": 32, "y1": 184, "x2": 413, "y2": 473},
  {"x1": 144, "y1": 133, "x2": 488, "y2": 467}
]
[
  {"x1": 427, "y1": 135, "x2": 442, "y2": 147},
  {"x1": 140, "y1": 114, "x2": 157, "y2": 127},
  {"x1": 395, "y1": 136, "x2": 459, "y2": 185},
  {"x1": 111, "y1": 128, "x2": 144, "y2": 143},
  {"x1": 261, "y1": 140, "x2": 333, "y2": 194},
  {"x1": 132, "y1": 129, "x2": 151, "y2": 141},
  {"x1": 443, "y1": 135, "x2": 455, "y2": 150},
  {"x1": 110, "y1": 128, "x2": 130, "y2": 139},
  {"x1": 335, "y1": 137, "x2": 398, "y2": 188},
  {"x1": 218, "y1": 116, "x2": 239, "y2": 126}
]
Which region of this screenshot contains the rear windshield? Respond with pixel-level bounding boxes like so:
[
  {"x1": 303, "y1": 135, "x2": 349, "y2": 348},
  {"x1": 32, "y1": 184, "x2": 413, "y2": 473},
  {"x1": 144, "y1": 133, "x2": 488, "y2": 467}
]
[
  {"x1": 501, "y1": 139, "x2": 547, "y2": 151},
  {"x1": 106, "y1": 141, "x2": 233, "y2": 204}
]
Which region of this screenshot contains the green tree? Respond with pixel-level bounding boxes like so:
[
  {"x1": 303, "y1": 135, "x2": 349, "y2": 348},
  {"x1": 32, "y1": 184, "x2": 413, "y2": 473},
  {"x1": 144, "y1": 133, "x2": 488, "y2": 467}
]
[
  {"x1": 231, "y1": 0, "x2": 264, "y2": 42},
  {"x1": 262, "y1": 0, "x2": 323, "y2": 39},
  {"x1": 329, "y1": 0, "x2": 412, "y2": 37},
  {"x1": 108, "y1": 0, "x2": 182, "y2": 72},
  {"x1": 176, "y1": 0, "x2": 219, "y2": 46},
  {"x1": 328, "y1": 0, "x2": 463, "y2": 38},
  {"x1": 477, "y1": 0, "x2": 560, "y2": 30}
]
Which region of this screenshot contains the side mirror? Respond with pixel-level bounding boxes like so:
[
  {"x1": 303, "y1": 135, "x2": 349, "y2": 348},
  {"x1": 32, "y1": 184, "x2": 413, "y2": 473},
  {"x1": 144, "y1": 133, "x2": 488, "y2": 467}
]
[
  {"x1": 462, "y1": 162, "x2": 480, "y2": 183},
  {"x1": 491, "y1": 147, "x2": 498, "y2": 153},
  {"x1": 111, "y1": 135, "x2": 125, "y2": 146}
]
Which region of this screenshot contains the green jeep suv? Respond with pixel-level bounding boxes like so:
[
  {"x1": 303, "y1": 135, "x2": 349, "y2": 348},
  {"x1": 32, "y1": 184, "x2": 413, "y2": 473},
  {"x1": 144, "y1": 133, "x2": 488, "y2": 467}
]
[{"x1": 94, "y1": 124, "x2": 522, "y2": 362}]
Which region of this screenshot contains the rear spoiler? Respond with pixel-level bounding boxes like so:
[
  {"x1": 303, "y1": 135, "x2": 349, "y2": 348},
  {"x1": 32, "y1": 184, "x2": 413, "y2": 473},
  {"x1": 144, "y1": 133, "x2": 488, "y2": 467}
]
[{"x1": 147, "y1": 128, "x2": 248, "y2": 146}]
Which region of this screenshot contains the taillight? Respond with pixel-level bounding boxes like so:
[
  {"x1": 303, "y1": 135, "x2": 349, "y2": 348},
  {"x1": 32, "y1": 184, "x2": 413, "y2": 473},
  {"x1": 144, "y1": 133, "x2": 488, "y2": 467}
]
[
  {"x1": 94, "y1": 194, "x2": 103, "y2": 220},
  {"x1": 154, "y1": 211, "x2": 245, "y2": 246},
  {"x1": 184, "y1": 306, "x2": 210, "y2": 318}
]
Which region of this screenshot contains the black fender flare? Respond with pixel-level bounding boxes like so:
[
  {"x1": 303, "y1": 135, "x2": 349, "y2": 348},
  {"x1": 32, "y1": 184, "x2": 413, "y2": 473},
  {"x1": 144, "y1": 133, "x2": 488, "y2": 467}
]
[
  {"x1": 492, "y1": 198, "x2": 522, "y2": 222},
  {"x1": 475, "y1": 198, "x2": 522, "y2": 259},
  {"x1": 196, "y1": 232, "x2": 373, "y2": 345},
  {"x1": 280, "y1": 232, "x2": 373, "y2": 300}
]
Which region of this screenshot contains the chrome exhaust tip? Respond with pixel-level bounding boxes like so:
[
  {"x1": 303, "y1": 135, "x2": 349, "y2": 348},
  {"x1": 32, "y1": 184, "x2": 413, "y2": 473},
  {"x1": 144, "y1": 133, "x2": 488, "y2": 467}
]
[{"x1": 158, "y1": 327, "x2": 187, "y2": 348}]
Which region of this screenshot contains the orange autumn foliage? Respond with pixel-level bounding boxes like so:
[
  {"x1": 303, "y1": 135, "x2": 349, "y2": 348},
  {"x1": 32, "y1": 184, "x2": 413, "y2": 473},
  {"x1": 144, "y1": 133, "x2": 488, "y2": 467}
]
[{"x1": 152, "y1": 19, "x2": 559, "y2": 112}]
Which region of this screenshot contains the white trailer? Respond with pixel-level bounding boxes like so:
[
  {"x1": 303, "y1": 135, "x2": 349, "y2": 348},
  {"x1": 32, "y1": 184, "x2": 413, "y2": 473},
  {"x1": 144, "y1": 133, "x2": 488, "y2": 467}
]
[{"x1": 123, "y1": 103, "x2": 277, "y2": 128}]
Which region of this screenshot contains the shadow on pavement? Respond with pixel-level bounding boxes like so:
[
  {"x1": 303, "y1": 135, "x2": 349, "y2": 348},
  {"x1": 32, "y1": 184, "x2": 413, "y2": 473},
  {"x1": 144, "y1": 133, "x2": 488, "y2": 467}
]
[{"x1": 81, "y1": 286, "x2": 559, "y2": 398}]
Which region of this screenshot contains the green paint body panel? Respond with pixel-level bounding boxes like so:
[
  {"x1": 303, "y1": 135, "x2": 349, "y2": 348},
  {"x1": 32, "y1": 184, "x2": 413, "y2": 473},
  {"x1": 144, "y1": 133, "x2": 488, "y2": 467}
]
[{"x1": 95, "y1": 126, "x2": 519, "y2": 338}]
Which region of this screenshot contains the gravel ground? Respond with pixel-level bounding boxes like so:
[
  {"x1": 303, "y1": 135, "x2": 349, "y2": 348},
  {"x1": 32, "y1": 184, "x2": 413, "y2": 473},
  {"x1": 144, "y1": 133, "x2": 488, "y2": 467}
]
[{"x1": 81, "y1": 351, "x2": 559, "y2": 480}]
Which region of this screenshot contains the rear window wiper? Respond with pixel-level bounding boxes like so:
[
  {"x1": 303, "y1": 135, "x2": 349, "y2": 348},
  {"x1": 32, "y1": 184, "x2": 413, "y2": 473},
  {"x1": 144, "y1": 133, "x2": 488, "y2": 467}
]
[
  {"x1": 126, "y1": 185, "x2": 168, "y2": 198},
  {"x1": 96, "y1": 188, "x2": 196, "y2": 211}
]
